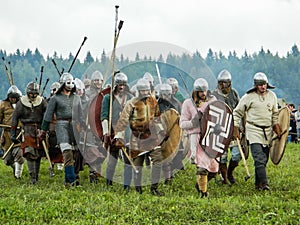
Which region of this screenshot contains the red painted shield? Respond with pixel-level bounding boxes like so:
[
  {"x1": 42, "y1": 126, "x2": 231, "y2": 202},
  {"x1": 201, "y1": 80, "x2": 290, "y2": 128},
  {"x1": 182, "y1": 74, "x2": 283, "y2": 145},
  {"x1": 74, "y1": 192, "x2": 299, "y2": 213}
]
[
  {"x1": 200, "y1": 100, "x2": 234, "y2": 158},
  {"x1": 88, "y1": 87, "x2": 111, "y2": 139}
]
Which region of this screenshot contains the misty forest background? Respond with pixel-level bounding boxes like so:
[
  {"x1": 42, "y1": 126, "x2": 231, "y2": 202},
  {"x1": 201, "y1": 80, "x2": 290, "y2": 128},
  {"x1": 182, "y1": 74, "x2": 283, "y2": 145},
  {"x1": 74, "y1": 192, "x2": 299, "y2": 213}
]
[{"x1": 1, "y1": 44, "x2": 300, "y2": 105}]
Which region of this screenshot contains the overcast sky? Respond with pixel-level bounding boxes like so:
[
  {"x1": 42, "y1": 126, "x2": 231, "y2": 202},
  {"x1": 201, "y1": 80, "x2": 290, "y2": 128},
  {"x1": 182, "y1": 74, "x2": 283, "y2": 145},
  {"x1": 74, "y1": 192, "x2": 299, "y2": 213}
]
[{"x1": 1, "y1": 0, "x2": 300, "y2": 61}]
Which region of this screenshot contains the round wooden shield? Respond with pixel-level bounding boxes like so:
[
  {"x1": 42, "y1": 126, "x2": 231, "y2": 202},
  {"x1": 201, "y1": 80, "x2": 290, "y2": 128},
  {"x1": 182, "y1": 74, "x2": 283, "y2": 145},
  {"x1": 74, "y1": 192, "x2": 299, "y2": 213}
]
[
  {"x1": 200, "y1": 100, "x2": 234, "y2": 158},
  {"x1": 160, "y1": 108, "x2": 181, "y2": 161},
  {"x1": 88, "y1": 87, "x2": 111, "y2": 139},
  {"x1": 270, "y1": 106, "x2": 290, "y2": 165},
  {"x1": 240, "y1": 113, "x2": 249, "y2": 159}
]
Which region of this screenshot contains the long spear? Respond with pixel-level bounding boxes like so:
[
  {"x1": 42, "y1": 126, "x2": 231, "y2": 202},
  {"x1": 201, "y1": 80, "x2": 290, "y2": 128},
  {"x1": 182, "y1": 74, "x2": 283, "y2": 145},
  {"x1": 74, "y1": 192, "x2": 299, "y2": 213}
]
[
  {"x1": 1, "y1": 57, "x2": 13, "y2": 85},
  {"x1": 41, "y1": 78, "x2": 50, "y2": 96},
  {"x1": 67, "y1": 36, "x2": 88, "y2": 73},
  {"x1": 39, "y1": 66, "x2": 44, "y2": 87},
  {"x1": 107, "y1": 5, "x2": 124, "y2": 152},
  {"x1": 8, "y1": 61, "x2": 14, "y2": 85},
  {"x1": 51, "y1": 59, "x2": 62, "y2": 77}
]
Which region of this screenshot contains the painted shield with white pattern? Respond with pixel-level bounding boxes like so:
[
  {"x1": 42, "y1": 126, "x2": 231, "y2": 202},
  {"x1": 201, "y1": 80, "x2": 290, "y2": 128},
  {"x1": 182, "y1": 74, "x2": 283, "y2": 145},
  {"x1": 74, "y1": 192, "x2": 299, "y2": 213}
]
[{"x1": 200, "y1": 100, "x2": 234, "y2": 158}]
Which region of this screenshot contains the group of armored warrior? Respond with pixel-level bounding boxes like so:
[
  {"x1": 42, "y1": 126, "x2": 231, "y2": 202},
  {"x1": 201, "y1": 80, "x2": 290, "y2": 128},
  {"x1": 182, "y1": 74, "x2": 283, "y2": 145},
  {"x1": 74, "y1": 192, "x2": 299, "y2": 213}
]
[{"x1": 0, "y1": 68, "x2": 283, "y2": 197}]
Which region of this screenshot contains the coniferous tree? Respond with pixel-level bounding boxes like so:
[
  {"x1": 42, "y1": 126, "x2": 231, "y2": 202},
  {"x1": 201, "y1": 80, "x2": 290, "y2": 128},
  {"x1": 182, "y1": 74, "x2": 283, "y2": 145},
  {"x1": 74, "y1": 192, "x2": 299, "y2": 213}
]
[
  {"x1": 101, "y1": 49, "x2": 107, "y2": 65},
  {"x1": 205, "y1": 48, "x2": 214, "y2": 66},
  {"x1": 291, "y1": 44, "x2": 299, "y2": 57},
  {"x1": 15, "y1": 49, "x2": 22, "y2": 62},
  {"x1": 157, "y1": 54, "x2": 164, "y2": 62},
  {"x1": 135, "y1": 52, "x2": 140, "y2": 61},
  {"x1": 33, "y1": 48, "x2": 44, "y2": 64},
  {"x1": 25, "y1": 49, "x2": 34, "y2": 66},
  {"x1": 84, "y1": 51, "x2": 94, "y2": 64},
  {"x1": 1, "y1": 45, "x2": 300, "y2": 104}
]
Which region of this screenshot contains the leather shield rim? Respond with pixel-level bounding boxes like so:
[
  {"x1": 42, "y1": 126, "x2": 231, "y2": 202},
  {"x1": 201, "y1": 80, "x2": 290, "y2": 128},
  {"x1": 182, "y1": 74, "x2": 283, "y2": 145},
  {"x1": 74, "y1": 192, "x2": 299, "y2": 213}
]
[
  {"x1": 270, "y1": 107, "x2": 290, "y2": 165},
  {"x1": 88, "y1": 87, "x2": 111, "y2": 139},
  {"x1": 200, "y1": 100, "x2": 234, "y2": 158},
  {"x1": 160, "y1": 108, "x2": 181, "y2": 161}
]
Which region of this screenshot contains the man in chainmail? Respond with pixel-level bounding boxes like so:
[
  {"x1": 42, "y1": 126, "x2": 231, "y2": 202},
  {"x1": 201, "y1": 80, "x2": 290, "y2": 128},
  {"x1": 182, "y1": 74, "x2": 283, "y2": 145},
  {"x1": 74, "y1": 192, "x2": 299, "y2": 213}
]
[
  {"x1": 11, "y1": 82, "x2": 47, "y2": 184},
  {"x1": 212, "y1": 69, "x2": 241, "y2": 184},
  {"x1": 40, "y1": 73, "x2": 84, "y2": 187}
]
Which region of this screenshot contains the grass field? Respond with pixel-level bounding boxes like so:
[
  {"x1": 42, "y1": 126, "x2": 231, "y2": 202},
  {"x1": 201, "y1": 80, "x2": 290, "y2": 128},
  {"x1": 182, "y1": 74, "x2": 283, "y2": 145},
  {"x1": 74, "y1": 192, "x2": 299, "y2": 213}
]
[{"x1": 0, "y1": 143, "x2": 299, "y2": 225}]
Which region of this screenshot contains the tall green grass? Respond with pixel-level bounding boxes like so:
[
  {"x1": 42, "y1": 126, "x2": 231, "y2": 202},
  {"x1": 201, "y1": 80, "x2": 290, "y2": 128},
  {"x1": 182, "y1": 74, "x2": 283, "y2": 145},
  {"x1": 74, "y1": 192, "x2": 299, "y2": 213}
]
[{"x1": 0, "y1": 143, "x2": 299, "y2": 225}]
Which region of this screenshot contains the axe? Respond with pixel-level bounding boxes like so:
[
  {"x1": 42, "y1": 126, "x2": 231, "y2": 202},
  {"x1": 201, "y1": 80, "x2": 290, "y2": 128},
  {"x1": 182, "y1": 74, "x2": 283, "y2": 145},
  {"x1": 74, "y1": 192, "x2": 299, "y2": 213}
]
[
  {"x1": 121, "y1": 147, "x2": 139, "y2": 174},
  {"x1": 2, "y1": 131, "x2": 22, "y2": 159},
  {"x1": 236, "y1": 138, "x2": 251, "y2": 181},
  {"x1": 42, "y1": 140, "x2": 55, "y2": 177}
]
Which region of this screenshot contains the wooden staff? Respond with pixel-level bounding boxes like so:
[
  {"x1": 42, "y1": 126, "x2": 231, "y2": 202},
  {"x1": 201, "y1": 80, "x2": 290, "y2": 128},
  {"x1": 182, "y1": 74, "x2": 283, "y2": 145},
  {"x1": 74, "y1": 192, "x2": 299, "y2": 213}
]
[
  {"x1": 0, "y1": 124, "x2": 12, "y2": 129},
  {"x1": 2, "y1": 131, "x2": 22, "y2": 159},
  {"x1": 236, "y1": 138, "x2": 251, "y2": 181},
  {"x1": 0, "y1": 124, "x2": 21, "y2": 129},
  {"x1": 42, "y1": 140, "x2": 54, "y2": 172},
  {"x1": 8, "y1": 61, "x2": 14, "y2": 85},
  {"x1": 121, "y1": 147, "x2": 139, "y2": 174},
  {"x1": 107, "y1": 5, "x2": 124, "y2": 153}
]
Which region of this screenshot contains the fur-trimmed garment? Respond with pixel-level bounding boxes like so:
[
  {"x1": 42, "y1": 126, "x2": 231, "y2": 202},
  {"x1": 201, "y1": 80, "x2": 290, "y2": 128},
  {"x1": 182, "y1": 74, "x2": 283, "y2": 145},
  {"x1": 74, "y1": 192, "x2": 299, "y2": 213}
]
[
  {"x1": 114, "y1": 95, "x2": 162, "y2": 152},
  {"x1": 0, "y1": 100, "x2": 17, "y2": 150},
  {"x1": 11, "y1": 95, "x2": 47, "y2": 150}
]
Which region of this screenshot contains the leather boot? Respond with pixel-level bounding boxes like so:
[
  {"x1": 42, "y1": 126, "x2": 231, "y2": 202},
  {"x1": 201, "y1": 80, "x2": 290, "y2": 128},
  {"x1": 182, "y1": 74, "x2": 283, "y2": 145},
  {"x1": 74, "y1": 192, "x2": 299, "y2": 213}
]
[
  {"x1": 35, "y1": 158, "x2": 41, "y2": 182},
  {"x1": 135, "y1": 186, "x2": 143, "y2": 194},
  {"x1": 228, "y1": 160, "x2": 239, "y2": 184},
  {"x1": 27, "y1": 160, "x2": 36, "y2": 184},
  {"x1": 90, "y1": 171, "x2": 100, "y2": 183},
  {"x1": 30, "y1": 173, "x2": 37, "y2": 184},
  {"x1": 123, "y1": 185, "x2": 130, "y2": 191},
  {"x1": 106, "y1": 179, "x2": 113, "y2": 186},
  {"x1": 208, "y1": 172, "x2": 217, "y2": 181},
  {"x1": 219, "y1": 163, "x2": 229, "y2": 184},
  {"x1": 75, "y1": 175, "x2": 80, "y2": 186},
  {"x1": 150, "y1": 183, "x2": 164, "y2": 196}
]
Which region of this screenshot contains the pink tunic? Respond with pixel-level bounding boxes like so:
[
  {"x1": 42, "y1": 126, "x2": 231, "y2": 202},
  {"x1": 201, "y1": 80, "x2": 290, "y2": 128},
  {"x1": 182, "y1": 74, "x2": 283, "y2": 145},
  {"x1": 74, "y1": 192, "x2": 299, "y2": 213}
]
[{"x1": 180, "y1": 98, "x2": 218, "y2": 173}]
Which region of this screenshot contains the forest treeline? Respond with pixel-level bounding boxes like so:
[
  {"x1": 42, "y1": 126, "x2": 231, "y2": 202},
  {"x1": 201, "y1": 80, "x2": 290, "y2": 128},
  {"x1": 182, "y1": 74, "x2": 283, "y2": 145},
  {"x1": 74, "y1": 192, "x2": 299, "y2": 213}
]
[{"x1": 1, "y1": 44, "x2": 300, "y2": 105}]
